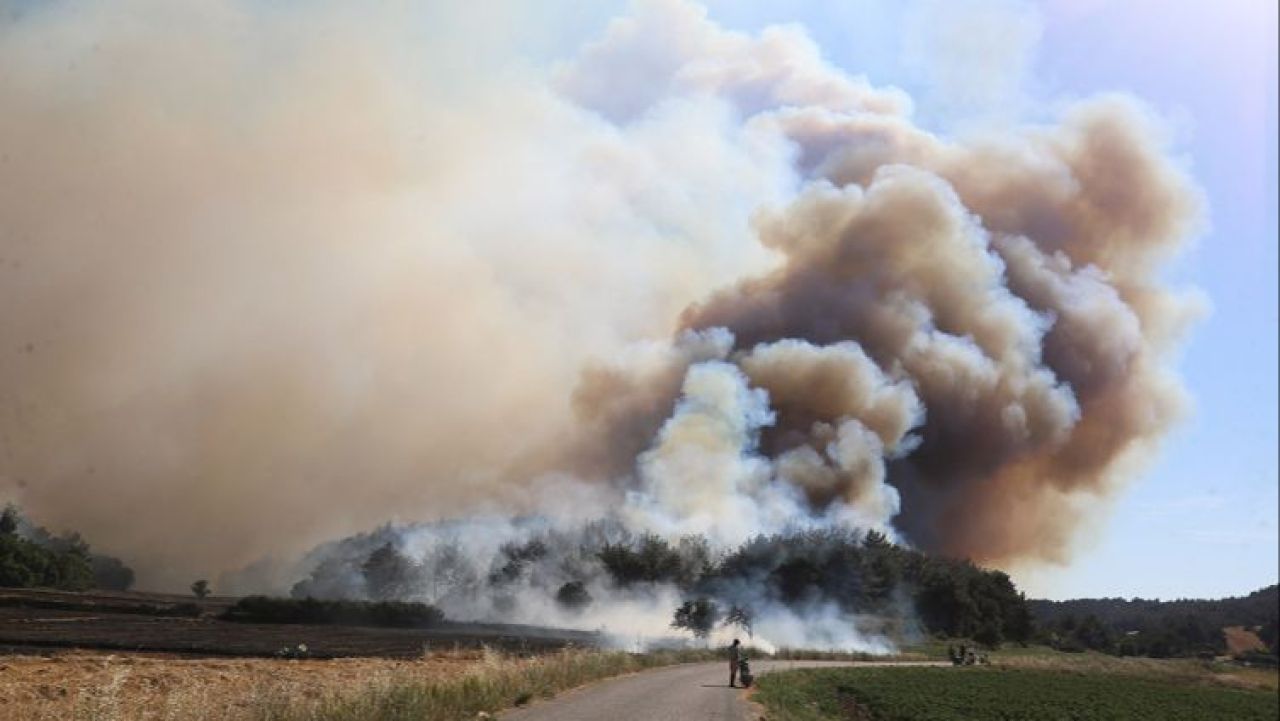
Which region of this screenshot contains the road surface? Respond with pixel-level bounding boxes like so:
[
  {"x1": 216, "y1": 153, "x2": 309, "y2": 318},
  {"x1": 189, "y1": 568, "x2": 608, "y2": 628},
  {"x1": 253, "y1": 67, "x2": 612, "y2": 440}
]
[{"x1": 501, "y1": 659, "x2": 944, "y2": 721}]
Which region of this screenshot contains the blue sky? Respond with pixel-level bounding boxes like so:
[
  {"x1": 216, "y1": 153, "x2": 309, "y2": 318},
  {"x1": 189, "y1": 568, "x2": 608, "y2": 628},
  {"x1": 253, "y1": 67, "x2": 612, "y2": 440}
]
[
  {"x1": 1030, "y1": 1, "x2": 1278, "y2": 600},
  {"x1": 535, "y1": 0, "x2": 1278, "y2": 600}
]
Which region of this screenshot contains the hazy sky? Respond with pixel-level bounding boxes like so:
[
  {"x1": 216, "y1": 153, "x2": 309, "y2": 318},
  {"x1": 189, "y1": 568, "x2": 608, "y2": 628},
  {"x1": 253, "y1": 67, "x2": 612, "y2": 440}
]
[{"x1": 689, "y1": 0, "x2": 1278, "y2": 600}]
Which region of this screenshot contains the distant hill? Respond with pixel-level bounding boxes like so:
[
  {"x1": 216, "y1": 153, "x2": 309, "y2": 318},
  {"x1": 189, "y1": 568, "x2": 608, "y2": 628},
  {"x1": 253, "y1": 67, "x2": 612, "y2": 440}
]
[
  {"x1": 1028, "y1": 585, "x2": 1278, "y2": 658},
  {"x1": 1029, "y1": 585, "x2": 1278, "y2": 629}
]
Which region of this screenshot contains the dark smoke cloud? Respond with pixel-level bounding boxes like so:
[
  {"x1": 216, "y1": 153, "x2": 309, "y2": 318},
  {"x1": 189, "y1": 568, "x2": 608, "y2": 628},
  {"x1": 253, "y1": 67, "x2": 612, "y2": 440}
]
[{"x1": 667, "y1": 97, "x2": 1202, "y2": 565}]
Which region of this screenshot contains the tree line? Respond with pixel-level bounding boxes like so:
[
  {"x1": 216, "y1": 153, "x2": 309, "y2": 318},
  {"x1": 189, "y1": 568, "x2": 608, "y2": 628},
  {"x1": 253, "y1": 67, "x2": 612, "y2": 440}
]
[
  {"x1": 293, "y1": 523, "x2": 1034, "y2": 647},
  {"x1": 0, "y1": 504, "x2": 134, "y2": 591},
  {"x1": 4, "y1": 503, "x2": 1272, "y2": 663},
  {"x1": 650, "y1": 529, "x2": 1033, "y2": 648},
  {"x1": 1028, "y1": 586, "x2": 1279, "y2": 659}
]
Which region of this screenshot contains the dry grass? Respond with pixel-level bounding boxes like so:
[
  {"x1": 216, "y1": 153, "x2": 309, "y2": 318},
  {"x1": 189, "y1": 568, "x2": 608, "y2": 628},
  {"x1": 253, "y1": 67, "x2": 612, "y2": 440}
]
[
  {"x1": 247, "y1": 647, "x2": 725, "y2": 721},
  {"x1": 992, "y1": 649, "x2": 1279, "y2": 692},
  {"x1": 0, "y1": 649, "x2": 482, "y2": 721},
  {"x1": 0, "y1": 646, "x2": 726, "y2": 721}
]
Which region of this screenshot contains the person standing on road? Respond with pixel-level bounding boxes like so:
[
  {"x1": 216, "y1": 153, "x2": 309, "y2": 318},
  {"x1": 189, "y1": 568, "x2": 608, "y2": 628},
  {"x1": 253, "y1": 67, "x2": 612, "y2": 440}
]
[{"x1": 728, "y1": 638, "x2": 741, "y2": 687}]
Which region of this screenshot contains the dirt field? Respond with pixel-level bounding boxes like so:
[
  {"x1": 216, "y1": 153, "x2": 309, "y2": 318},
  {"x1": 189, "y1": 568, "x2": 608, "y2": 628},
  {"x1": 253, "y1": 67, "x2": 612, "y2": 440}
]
[
  {"x1": 1224, "y1": 626, "x2": 1267, "y2": 656},
  {"x1": 0, "y1": 648, "x2": 486, "y2": 721},
  {"x1": 0, "y1": 589, "x2": 235, "y2": 617},
  {"x1": 0, "y1": 588, "x2": 596, "y2": 658}
]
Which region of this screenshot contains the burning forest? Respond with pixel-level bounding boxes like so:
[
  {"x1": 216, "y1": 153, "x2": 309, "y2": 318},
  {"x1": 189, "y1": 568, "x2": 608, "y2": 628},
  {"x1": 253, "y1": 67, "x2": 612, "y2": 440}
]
[
  {"x1": 279, "y1": 518, "x2": 1030, "y2": 651},
  {"x1": 0, "y1": 0, "x2": 1202, "y2": 653}
]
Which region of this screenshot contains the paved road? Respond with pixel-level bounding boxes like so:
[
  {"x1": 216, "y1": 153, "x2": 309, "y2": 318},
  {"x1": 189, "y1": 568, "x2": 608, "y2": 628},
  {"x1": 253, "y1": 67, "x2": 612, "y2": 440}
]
[{"x1": 501, "y1": 660, "x2": 944, "y2": 721}]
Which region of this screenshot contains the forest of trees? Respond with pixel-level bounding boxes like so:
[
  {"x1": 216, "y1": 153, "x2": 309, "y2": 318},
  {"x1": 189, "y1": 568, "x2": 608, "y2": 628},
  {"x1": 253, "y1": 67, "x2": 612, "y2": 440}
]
[
  {"x1": 315, "y1": 524, "x2": 1035, "y2": 648},
  {"x1": 313, "y1": 524, "x2": 1275, "y2": 659},
  {"x1": 0, "y1": 504, "x2": 135, "y2": 591},
  {"x1": 1029, "y1": 585, "x2": 1279, "y2": 659},
  {"x1": 650, "y1": 529, "x2": 1033, "y2": 647}
]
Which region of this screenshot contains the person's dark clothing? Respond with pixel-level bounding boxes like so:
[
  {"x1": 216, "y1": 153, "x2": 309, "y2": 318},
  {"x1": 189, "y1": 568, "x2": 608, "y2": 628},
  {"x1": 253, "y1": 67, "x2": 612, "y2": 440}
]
[{"x1": 729, "y1": 643, "x2": 741, "y2": 687}]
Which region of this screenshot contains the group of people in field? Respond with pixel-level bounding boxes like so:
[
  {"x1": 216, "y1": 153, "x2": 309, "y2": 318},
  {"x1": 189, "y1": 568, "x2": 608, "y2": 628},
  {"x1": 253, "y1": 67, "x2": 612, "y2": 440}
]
[{"x1": 948, "y1": 643, "x2": 987, "y2": 666}]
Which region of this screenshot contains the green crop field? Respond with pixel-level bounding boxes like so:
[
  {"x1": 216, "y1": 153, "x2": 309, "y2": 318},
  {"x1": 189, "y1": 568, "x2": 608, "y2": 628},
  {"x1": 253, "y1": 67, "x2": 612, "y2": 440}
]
[{"x1": 754, "y1": 666, "x2": 1280, "y2": 721}]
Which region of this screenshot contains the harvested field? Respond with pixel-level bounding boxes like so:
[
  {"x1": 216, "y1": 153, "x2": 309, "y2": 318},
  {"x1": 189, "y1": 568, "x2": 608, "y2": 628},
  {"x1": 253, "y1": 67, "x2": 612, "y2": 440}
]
[
  {"x1": 0, "y1": 646, "x2": 724, "y2": 721},
  {"x1": 0, "y1": 588, "x2": 644, "y2": 720},
  {"x1": 0, "y1": 648, "x2": 484, "y2": 721},
  {"x1": 0, "y1": 589, "x2": 235, "y2": 617}
]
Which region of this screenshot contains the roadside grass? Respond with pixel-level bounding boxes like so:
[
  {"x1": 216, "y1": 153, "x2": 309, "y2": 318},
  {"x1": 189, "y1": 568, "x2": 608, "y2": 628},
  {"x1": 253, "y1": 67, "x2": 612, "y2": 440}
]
[
  {"x1": 753, "y1": 666, "x2": 1280, "y2": 721},
  {"x1": 246, "y1": 645, "x2": 911, "y2": 721},
  {"x1": 246, "y1": 647, "x2": 720, "y2": 721}
]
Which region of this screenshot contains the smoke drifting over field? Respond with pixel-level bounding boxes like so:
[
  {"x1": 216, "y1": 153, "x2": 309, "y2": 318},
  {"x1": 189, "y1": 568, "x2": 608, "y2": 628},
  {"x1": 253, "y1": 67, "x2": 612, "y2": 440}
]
[{"x1": 0, "y1": 0, "x2": 1200, "y2": 641}]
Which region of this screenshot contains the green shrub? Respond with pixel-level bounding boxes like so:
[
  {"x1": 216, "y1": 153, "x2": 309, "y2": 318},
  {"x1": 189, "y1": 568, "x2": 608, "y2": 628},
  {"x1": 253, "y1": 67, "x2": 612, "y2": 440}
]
[
  {"x1": 554, "y1": 581, "x2": 591, "y2": 611},
  {"x1": 0, "y1": 532, "x2": 94, "y2": 590},
  {"x1": 0, "y1": 503, "x2": 133, "y2": 591}
]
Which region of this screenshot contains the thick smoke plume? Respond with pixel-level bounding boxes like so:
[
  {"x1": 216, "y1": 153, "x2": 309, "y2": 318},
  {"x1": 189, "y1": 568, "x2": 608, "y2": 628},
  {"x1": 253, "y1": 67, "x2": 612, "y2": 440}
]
[
  {"x1": 0, "y1": 0, "x2": 1200, "y2": 634},
  {"x1": 552, "y1": 0, "x2": 1203, "y2": 568},
  {"x1": 663, "y1": 99, "x2": 1204, "y2": 565}
]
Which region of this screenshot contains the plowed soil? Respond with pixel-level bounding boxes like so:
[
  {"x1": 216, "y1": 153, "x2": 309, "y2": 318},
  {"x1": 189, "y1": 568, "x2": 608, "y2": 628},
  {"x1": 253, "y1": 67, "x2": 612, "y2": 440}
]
[{"x1": 0, "y1": 588, "x2": 596, "y2": 659}]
